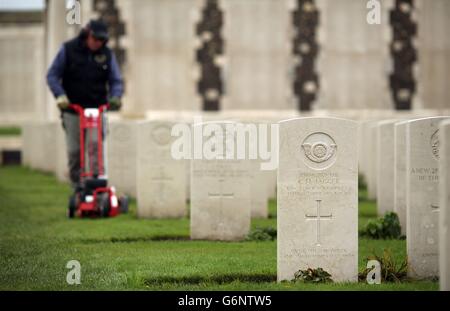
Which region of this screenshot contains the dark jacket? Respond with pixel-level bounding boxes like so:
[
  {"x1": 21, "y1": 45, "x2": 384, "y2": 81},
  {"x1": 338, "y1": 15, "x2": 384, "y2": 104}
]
[{"x1": 46, "y1": 30, "x2": 123, "y2": 112}]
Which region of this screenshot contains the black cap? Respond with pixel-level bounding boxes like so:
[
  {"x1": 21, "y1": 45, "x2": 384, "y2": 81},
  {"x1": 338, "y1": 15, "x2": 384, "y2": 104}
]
[{"x1": 88, "y1": 19, "x2": 109, "y2": 41}]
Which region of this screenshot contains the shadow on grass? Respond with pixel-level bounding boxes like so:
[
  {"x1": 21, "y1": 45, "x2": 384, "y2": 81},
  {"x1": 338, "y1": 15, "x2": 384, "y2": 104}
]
[
  {"x1": 80, "y1": 235, "x2": 190, "y2": 244},
  {"x1": 144, "y1": 273, "x2": 277, "y2": 286},
  {"x1": 80, "y1": 235, "x2": 279, "y2": 244}
]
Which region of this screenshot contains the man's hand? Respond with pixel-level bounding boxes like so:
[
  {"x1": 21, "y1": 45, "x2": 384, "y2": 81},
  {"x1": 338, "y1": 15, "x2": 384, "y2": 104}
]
[
  {"x1": 108, "y1": 96, "x2": 122, "y2": 111},
  {"x1": 56, "y1": 95, "x2": 69, "y2": 110}
]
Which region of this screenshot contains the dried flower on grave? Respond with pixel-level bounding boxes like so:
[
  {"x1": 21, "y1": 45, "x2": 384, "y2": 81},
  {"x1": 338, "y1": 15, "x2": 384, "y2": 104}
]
[
  {"x1": 358, "y1": 249, "x2": 408, "y2": 283},
  {"x1": 293, "y1": 267, "x2": 333, "y2": 283}
]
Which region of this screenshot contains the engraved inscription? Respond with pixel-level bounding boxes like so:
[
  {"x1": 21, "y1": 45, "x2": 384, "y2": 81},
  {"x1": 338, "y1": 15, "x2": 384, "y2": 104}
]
[
  {"x1": 283, "y1": 247, "x2": 353, "y2": 259},
  {"x1": 410, "y1": 167, "x2": 438, "y2": 182},
  {"x1": 208, "y1": 179, "x2": 234, "y2": 231},
  {"x1": 287, "y1": 173, "x2": 352, "y2": 196}
]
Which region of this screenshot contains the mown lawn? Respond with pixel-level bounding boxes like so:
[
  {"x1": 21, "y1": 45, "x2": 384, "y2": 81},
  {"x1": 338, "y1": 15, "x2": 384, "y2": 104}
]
[
  {"x1": 0, "y1": 126, "x2": 21, "y2": 136},
  {"x1": 0, "y1": 166, "x2": 437, "y2": 290}
]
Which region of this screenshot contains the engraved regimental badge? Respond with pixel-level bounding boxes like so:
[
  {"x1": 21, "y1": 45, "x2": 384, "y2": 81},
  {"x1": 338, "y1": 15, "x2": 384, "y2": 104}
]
[
  {"x1": 152, "y1": 124, "x2": 172, "y2": 146},
  {"x1": 430, "y1": 129, "x2": 439, "y2": 160},
  {"x1": 301, "y1": 132, "x2": 337, "y2": 170}
]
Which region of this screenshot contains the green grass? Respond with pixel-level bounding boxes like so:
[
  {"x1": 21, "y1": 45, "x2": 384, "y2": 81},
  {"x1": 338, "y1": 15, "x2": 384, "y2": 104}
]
[
  {"x1": 0, "y1": 126, "x2": 21, "y2": 136},
  {"x1": 0, "y1": 166, "x2": 437, "y2": 290}
]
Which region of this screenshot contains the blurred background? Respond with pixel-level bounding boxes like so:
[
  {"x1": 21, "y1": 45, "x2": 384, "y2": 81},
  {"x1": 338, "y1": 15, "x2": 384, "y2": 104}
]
[{"x1": 0, "y1": 0, "x2": 449, "y2": 126}]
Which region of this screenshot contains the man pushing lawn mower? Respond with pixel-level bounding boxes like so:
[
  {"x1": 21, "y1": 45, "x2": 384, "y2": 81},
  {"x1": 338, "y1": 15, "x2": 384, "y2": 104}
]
[{"x1": 46, "y1": 19, "x2": 128, "y2": 218}]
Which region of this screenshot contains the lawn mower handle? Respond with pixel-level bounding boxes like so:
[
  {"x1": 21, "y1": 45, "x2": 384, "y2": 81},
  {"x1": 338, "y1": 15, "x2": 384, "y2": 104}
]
[
  {"x1": 68, "y1": 103, "x2": 109, "y2": 179},
  {"x1": 68, "y1": 103, "x2": 110, "y2": 114}
]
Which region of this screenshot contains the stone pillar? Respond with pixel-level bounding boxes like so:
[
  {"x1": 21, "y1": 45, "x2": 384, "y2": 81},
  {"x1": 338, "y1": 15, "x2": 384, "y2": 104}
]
[
  {"x1": 195, "y1": 0, "x2": 225, "y2": 111},
  {"x1": 81, "y1": 0, "x2": 97, "y2": 25},
  {"x1": 221, "y1": 0, "x2": 293, "y2": 110},
  {"x1": 389, "y1": 0, "x2": 418, "y2": 110},
  {"x1": 45, "y1": 0, "x2": 70, "y2": 121},
  {"x1": 416, "y1": 0, "x2": 450, "y2": 109},
  {"x1": 316, "y1": 0, "x2": 391, "y2": 109},
  {"x1": 119, "y1": 0, "x2": 201, "y2": 116},
  {"x1": 291, "y1": 0, "x2": 320, "y2": 111},
  {"x1": 0, "y1": 24, "x2": 45, "y2": 123}
]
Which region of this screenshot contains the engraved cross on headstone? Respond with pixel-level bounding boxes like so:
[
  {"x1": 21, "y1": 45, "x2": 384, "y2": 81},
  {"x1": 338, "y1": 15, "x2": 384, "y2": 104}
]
[
  {"x1": 208, "y1": 132, "x2": 234, "y2": 159},
  {"x1": 208, "y1": 178, "x2": 234, "y2": 208},
  {"x1": 208, "y1": 178, "x2": 234, "y2": 231},
  {"x1": 305, "y1": 199, "x2": 332, "y2": 246}
]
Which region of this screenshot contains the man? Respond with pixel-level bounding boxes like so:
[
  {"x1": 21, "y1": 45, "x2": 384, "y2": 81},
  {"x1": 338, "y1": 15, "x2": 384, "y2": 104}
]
[{"x1": 47, "y1": 19, "x2": 123, "y2": 190}]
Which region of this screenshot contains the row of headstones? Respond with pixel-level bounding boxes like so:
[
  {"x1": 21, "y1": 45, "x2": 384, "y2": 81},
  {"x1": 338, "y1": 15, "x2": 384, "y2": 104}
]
[
  {"x1": 22, "y1": 121, "x2": 67, "y2": 181},
  {"x1": 21, "y1": 115, "x2": 450, "y2": 287},
  {"x1": 106, "y1": 119, "x2": 275, "y2": 221},
  {"x1": 359, "y1": 116, "x2": 450, "y2": 288},
  {"x1": 21, "y1": 117, "x2": 278, "y2": 220}
]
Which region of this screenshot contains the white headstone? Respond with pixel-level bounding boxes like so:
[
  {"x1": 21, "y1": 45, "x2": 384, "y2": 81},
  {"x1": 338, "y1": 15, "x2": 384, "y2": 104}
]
[
  {"x1": 190, "y1": 122, "x2": 251, "y2": 241},
  {"x1": 376, "y1": 120, "x2": 398, "y2": 216},
  {"x1": 185, "y1": 158, "x2": 191, "y2": 202},
  {"x1": 367, "y1": 122, "x2": 378, "y2": 200},
  {"x1": 278, "y1": 117, "x2": 358, "y2": 282},
  {"x1": 242, "y1": 120, "x2": 270, "y2": 218},
  {"x1": 394, "y1": 120, "x2": 409, "y2": 235},
  {"x1": 267, "y1": 170, "x2": 277, "y2": 200},
  {"x1": 107, "y1": 121, "x2": 138, "y2": 197},
  {"x1": 136, "y1": 121, "x2": 186, "y2": 218},
  {"x1": 250, "y1": 159, "x2": 269, "y2": 218},
  {"x1": 439, "y1": 120, "x2": 450, "y2": 290},
  {"x1": 359, "y1": 120, "x2": 373, "y2": 189},
  {"x1": 32, "y1": 122, "x2": 57, "y2": 173},
  {"x1": 357, "y1": 121, "x2": 366, "y2": 177},
  {"x1": 406, "y1": 117, "x2": 449, "y2": 278}
]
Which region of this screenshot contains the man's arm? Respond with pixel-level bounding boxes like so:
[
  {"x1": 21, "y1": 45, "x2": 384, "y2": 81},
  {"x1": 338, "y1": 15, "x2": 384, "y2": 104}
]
[
  {"x1": 46, "y1": 45, "x2": 67, "y2": 98},
  {"x1": 108, "y1": 53, "x2": 124, "y2": 98}
]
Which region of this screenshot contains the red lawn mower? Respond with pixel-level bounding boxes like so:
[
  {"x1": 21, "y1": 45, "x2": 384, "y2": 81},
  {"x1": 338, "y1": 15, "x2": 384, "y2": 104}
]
[{"x1": 68, "y1": 103, "x2": 128, "y2": 218}]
